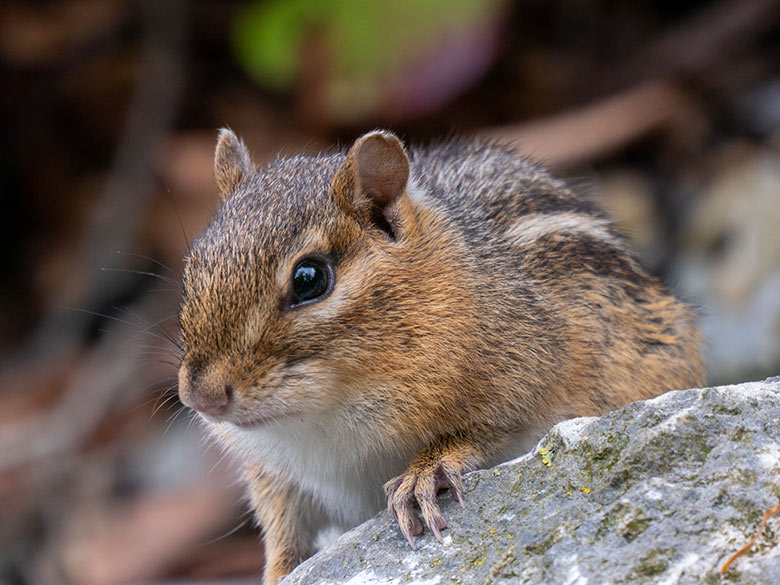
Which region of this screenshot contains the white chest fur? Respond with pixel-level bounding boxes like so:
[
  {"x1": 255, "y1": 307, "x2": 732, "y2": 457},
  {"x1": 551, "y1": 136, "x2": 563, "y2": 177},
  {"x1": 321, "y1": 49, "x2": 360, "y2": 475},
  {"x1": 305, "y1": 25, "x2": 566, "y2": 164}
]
[{"x1": 211, "y1": 411, "x2": 419, "y2": 526}]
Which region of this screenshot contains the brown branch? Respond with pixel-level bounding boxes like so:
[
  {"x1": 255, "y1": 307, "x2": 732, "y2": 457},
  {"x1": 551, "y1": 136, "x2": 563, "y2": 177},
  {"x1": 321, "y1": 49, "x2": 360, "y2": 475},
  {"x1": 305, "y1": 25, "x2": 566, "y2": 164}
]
[
  {"x1": 720, "y1": 504, "x2": 780, "y2": 579},
  {"x1": 479, "y1": 80, "x2": 690, "y2": 167},
  {"x1": 605, "y1": 0, "x2": 780, "y2": 90}
]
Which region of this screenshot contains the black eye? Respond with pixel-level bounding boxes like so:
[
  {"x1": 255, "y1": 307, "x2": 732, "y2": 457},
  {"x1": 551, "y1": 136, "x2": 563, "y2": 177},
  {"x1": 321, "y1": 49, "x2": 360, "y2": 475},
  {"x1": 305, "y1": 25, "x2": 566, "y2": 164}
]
[{"x1": 291, "y1": 258, "x2": 332, "y2": 306}]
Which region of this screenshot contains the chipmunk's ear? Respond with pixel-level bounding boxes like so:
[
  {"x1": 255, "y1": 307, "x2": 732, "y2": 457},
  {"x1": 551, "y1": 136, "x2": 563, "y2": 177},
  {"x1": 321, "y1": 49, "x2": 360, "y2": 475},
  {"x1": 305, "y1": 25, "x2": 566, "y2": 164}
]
[
  {"x1": 214, "y1": 128, "x2": 253, "y2": 199},
  {"x1": 333, "y1": 130, "x2": 410, "y2": 234}
]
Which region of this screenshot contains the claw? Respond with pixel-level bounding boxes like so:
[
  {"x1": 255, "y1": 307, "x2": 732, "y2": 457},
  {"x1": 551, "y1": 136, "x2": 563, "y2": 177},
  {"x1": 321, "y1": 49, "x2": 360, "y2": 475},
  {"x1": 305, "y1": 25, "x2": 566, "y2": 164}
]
[
  {"x1": 429, "y1": 522, "x2": 442, "y2": 542},
  {"x1": 419, "y1": 498, "x2": 447, "y2": 542},
  {"x1": 449, "y1": 479, "x2": 464, "y2": 506},
  {"x1": 396, "y1": 501, "x2": 422, "y2": 548},
  {"x1": 439, "y1": 462, "x2": 465, "y2": 506},
  {"x1": 452, "y1": 486, "x2": 464, "y2": 505},
  {"x1": 384, "y1": 478, "x2": 402, "y2": 511},
  {"x1": 387, "y1": 475, "x2": 423, "y2": 548},
  {"x1": 384, "y1": 459, "x2": 464, "y2": 547},
  {"x1": 400, "y1": 516, "x2": 418, "y2": 549},
  {"x1": 425, "y1": 509, "x2": 447, "y2": 542}
]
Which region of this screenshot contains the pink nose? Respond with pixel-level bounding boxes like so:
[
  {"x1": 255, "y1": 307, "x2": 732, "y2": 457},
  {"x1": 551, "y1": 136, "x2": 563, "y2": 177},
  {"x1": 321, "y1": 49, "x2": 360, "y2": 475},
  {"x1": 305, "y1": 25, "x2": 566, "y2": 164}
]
[{"x1": 184, "y1": 384, "x2": 233, "y2": 417}]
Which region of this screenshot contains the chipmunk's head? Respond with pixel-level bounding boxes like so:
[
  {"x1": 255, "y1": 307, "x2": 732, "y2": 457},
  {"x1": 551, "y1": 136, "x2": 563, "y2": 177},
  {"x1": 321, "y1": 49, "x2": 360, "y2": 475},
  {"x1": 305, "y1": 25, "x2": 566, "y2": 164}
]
[{"x1": 177, "y1": 129, "x2": 417, "y2": 429}]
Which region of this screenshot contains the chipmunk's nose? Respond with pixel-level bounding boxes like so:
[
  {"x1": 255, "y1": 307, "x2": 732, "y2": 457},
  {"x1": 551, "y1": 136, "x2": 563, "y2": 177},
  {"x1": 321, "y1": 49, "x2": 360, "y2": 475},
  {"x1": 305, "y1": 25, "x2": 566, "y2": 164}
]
[
  {"x1": 178, "y1": 365, "x2": 234, "y2": 417},
  {"x1": 188, "y1": 384, "x2": 233, "y2": 416}
]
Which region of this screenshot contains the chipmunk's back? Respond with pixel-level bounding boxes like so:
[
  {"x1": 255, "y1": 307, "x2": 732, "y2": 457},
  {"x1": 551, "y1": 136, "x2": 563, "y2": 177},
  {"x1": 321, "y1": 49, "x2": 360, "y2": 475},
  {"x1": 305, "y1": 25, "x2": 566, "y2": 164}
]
[
  {"x1": 409, "y1": 140, "x2": 600, "y2": 236},
  {"x1": 408, "y1": 138, "x2": 703, "y2": 418}
]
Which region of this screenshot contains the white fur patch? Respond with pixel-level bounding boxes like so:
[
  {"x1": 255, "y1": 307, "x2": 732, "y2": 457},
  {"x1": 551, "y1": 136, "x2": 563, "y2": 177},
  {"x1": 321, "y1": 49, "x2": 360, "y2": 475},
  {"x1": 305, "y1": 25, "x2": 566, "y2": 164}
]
[
  {"x1": 214, "y1": 409, "x2": 419, "y2": 526},
  {"x1": 505, "y1": 212, "x2": 616, "y2": 247},
  {"x1": 405, "y1": 176, "x2": 429, "y2": 206}
]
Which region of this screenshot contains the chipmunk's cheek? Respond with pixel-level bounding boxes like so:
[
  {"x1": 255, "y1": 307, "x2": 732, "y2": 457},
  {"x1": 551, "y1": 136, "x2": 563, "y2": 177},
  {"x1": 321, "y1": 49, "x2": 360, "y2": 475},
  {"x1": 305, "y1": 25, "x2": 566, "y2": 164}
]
[
  {"x1": 216, "y1": 395, "x2": 299, "y2": 429},
  {"x1": 282, "y1": 363, "x2": 348, "y2": 410},
  {"x1": 229, "y1": 369, "x2": 326, "y2": 428}
]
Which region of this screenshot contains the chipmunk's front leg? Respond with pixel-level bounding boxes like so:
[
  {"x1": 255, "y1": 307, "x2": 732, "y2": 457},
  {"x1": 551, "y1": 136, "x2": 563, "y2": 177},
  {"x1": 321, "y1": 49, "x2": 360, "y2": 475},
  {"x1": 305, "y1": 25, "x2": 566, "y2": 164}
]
[
  {"x1": 245, "y1": 464, "x2": 322, "y2": 585},
  {"x1": 384, "y1": 431, "x2": 503, "y2": 548}
]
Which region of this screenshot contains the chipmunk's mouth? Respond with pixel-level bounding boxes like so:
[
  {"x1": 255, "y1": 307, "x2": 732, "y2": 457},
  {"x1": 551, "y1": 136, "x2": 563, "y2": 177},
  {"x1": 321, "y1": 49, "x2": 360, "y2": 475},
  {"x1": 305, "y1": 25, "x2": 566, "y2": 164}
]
[
  {"x1": 229, "y1": 405, "x2": 304, "y2": 429},
  {"x1": 231, "y1": 415, "x2": 276, "y2": 429},
  {"x1": 198, "y1": 411, "x2": 278, "y2": 429}
]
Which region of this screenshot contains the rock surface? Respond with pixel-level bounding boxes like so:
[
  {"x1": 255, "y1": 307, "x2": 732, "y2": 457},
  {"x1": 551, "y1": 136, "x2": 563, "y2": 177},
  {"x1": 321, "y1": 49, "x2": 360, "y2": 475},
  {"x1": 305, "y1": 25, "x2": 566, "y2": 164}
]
[{"x1": 283, "y1": 378, "x2": 780, "y2": 585}]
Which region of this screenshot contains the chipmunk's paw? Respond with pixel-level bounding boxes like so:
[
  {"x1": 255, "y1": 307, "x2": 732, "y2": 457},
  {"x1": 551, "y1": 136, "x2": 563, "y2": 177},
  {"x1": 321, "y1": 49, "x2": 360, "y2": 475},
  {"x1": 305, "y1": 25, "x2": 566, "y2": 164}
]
[{"x1": 384, "y1": 459, "x2": 464, "y2": 548}]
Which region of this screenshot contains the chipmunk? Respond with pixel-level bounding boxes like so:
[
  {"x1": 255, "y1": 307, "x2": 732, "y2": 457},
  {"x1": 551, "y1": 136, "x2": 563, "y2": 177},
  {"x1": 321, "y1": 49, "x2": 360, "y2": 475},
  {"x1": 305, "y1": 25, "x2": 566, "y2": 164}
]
[{"x1": 177, "y1": 129, "x2": 704, "y2": 585}]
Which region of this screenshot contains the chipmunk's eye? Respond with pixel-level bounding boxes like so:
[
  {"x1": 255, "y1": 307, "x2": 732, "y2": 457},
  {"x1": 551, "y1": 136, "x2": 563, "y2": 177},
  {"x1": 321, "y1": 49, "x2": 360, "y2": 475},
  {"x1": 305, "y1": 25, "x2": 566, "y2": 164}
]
[{"x1": 290, "y1": 258, "x2": 332, "y2": 307}]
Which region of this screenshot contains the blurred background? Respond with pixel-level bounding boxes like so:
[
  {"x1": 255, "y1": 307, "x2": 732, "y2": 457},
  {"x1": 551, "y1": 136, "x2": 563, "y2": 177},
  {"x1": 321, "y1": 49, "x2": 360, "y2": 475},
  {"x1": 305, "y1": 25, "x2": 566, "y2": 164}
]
[{"x1": 1, "y1": 1, "x2": 779, "y2": 583}]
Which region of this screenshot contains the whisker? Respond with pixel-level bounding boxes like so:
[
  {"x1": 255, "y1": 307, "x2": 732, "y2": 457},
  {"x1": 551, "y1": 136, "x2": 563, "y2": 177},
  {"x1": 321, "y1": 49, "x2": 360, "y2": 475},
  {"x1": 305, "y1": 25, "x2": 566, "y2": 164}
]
[
  {"x1": 208, "y1": 449, "x2": 234, "y2": 475},
  {"x1": 136, "y1": 378, "x2": 178, "y2": 398},
  {"x1": 110, "y1": 250, "x2": 179, "y2": 277},
  {"x1": 186, "y1": 416, "x2": 197, "y2": 432},
  {"x1": 165, "y1": 406, "x2": 190, "y2": 434},
  {"x1": 138, "y1": 346, "x2": 181, "y2": 358},
  {"x1": 64, "y1": 306, "x2": 182, "y2": 351},
  {"x1": 117, "y1": 307, "x2": 183, "y2": 354},
  {"x1": 161, "y1": 182, "x2": 192, "y2": 253},
  {"x1": 130, "y1": 390, "x2": 178, "y2": 419},
  {"x1": 151, "y1": 392, "x2": 181, "y2": 418},
  {"x1": 115, "y1": 361, "x2": 179, "y2": 382},
  {"x1": 115, "y1": 314, "x2": 181, "y2": 354},
  {"x1": 136, "y1": 349, "x2": 181, "y2": 361},
  {"x1": 198, "y1": 516, "x2": 252, "y2": 547},
  {"x1": 117, "y1": 306, "x2": 179, "y2": 335},
  {"x1": 100, "y1": 266, "x2": 181, "y2": 289},
  {"x1": 135, "y1": 357, "x2": 181, "y2": 368},
  {"x1": 127, "y1": 383, "x2": 178, "y2": 413},
  {"x1": 136, "y1": 345, "x2": 177, "y2": 353},
  {"x1": 137, "y1": 355, "x2": 180, "y2": 365}
]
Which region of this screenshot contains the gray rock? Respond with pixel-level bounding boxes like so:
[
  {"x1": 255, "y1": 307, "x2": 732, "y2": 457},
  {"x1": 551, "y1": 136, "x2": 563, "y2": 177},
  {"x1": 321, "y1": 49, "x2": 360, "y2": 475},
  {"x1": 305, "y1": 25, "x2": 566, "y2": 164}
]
[{"x1": 283, "y1": 378, "x2": 780, "y2": 585}]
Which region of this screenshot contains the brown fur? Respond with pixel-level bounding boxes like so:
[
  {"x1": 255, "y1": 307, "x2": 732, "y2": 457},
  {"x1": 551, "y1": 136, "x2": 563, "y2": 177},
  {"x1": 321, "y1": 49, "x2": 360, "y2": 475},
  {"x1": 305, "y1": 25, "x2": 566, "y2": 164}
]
[{"x1": 177, "y1": 129, "x2": 704, "y2": 584}]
